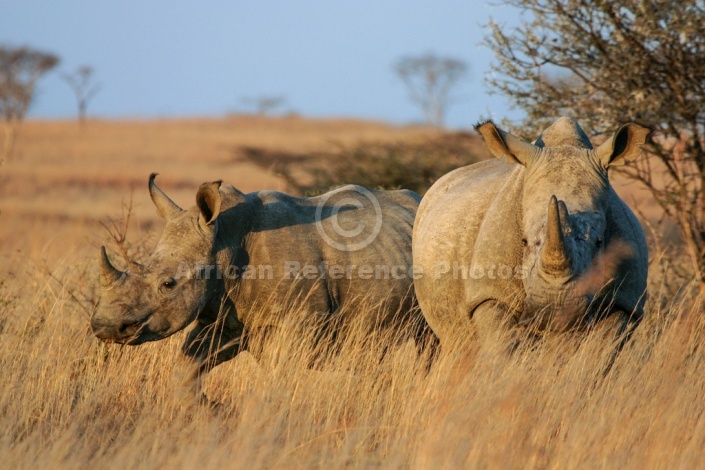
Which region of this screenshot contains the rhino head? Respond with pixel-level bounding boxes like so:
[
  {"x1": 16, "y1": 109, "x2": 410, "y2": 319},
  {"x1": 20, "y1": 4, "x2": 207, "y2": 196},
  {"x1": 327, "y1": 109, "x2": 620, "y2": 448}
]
[
  {"x1": 476, "y1": 117, "x2": 649, "y2": 331},
  {"x1": 91, "y1": 174, "x2": 227, "y2": 344}
]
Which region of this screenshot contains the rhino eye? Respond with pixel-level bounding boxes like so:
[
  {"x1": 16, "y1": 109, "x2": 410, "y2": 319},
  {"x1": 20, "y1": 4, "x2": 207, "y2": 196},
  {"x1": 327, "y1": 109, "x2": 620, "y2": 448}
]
[
  {"x1": 521, "y1": 238, "x2": 528, "y2": 247},
  {"x1": 596, "y1": 238, "x2": 603, "y2": 248}
]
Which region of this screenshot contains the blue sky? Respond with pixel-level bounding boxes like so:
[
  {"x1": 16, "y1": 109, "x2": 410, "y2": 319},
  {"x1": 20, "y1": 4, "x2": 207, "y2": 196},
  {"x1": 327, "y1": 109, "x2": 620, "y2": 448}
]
[{"x1": 0, "y1": 1, "x2": 521, "y2": 128}]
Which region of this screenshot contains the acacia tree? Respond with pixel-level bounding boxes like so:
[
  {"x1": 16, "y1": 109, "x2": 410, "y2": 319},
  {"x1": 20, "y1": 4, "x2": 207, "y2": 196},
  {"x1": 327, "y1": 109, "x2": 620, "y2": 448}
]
[
  {"x1": 240, "y1": 95, "x2": 286, "y2": 117},
  {"x1": 485, "y1": 0, "x2": 705, "y2": 294},
  {"x1": 0, "y1": 46, "x2": 59, "y2": 161},
  {"x1": 394, "y1": 53, "x2": 468, "y2": 128},
  {"x1": 61, "y1": 66, "x2": 100, "y2": 124}
]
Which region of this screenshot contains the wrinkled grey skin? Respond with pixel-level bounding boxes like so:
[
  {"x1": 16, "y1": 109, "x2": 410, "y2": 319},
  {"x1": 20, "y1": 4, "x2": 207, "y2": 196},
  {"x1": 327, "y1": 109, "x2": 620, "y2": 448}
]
[
  {"x1": 413, "y1": 117, "x2": 649, "y2": 346},
  {"x1": 92, "y1": 175, "x2": 426, "y2": 389}
]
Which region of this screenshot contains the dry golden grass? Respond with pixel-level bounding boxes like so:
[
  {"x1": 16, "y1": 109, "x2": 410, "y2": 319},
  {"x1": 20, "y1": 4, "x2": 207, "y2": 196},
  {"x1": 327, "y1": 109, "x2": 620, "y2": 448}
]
[
  {"x1": 1, "y1": 117, "x2": 703, "y2": 468},
  {"x1": 0, "y1": 254, "x2": 703, "y2": 468}
]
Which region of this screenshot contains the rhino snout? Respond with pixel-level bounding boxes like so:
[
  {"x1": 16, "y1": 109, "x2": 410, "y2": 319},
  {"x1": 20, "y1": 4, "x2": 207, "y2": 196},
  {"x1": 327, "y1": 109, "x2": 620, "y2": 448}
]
[{"x1": 91, "y1": 312, "x2": 152, "y2": 344}]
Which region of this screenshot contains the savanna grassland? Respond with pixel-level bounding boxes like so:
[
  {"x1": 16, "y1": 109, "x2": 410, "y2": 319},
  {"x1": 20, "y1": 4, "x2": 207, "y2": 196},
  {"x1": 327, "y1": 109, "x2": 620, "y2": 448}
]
[{"x1": 0, "y1": 116, "x2": 703, "y2": 469}]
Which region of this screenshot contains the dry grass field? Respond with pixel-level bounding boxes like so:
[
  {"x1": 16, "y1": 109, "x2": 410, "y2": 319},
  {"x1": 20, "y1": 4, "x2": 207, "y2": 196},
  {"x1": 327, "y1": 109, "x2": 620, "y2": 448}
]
[{"x1": 0, "y1": 117, "x2": 703, "y2": 468}]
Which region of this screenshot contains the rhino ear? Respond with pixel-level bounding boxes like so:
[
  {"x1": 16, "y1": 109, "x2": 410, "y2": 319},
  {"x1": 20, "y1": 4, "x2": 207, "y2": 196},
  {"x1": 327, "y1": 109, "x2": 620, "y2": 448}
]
[
  {"x1": 149, "y1": 173, "x2": 184, "y2": 220},
  {"x1": 196, "y1": 180, "x2": 223, "y2": 226},
  {"x1": 596, "y1": 123, "x2": 650, "y2": 168},
  {"x1": 475, "y1": 121, "x2": 538, "y2": 166}
]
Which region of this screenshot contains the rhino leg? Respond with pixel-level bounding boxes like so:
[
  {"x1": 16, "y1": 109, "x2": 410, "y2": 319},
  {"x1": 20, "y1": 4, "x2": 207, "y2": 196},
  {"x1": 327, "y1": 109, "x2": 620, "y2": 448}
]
[
  {"x1": 175, "y1": 312, "x2": 245, "y2": 403},
  {"x1": 591, "y1": 310, "x2": 639, "y2": 375},
  {"x1": 472, "y1": 300, "x2": 520, "y2": 352},
  {"x1": 173, "y1": 352, "x2": 207, "y2": 406}
]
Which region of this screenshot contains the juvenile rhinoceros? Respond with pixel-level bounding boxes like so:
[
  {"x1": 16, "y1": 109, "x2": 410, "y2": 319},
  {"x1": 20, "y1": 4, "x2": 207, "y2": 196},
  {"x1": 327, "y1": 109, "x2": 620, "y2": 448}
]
[
  {"x1": 92, "y1": 174, "x2": 427, "y2": 386},
  {"x1": 413, "y1": 117, "x2": 649, "y2": 346}
]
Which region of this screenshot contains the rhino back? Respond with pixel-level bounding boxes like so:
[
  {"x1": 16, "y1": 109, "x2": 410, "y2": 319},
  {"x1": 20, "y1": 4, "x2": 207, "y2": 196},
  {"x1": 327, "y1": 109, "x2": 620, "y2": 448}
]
[
  {"x1": 413, "y1": 159, "x2": 525, "y2": 342},
  {"x1": 318, "y1": 186, "x2": 419, "y2": 321},
  {"x1": 227, "y1": 185, "x2": 419, "y2": 327}
]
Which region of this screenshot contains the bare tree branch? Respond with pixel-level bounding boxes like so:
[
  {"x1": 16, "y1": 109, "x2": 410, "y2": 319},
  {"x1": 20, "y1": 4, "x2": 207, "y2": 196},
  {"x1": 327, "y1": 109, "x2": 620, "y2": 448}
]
[{"x1": 100, "y1": 191, "x2": 135, "y2": 265}]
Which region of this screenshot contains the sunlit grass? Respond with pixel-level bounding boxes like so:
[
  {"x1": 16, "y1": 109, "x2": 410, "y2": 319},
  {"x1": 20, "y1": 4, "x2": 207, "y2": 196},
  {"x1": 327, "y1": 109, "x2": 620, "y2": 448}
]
[{"x1": 0, "y1": 253, "x2": 703, "y2": 468}]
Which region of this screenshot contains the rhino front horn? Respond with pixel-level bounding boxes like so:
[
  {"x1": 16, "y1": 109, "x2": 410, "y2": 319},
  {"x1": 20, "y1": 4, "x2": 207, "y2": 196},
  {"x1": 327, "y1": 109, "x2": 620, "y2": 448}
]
[
  {"x1": 541, "y1": 196, "x2": 571, "y2": 277},
  {"x1": 99, "y1": 246, "x2": 125, "y2": 288},
  {"x1": 149, "y1": 173, "x2": 184, "y2": 220}
]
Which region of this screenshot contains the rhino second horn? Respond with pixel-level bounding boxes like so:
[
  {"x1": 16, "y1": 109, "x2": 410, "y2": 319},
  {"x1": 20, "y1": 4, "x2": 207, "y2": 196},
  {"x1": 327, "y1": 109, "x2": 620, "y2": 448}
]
[
  {"x1": 149, "y1": 173, "x2": 184, "y2": 220},
  {"x1": 557, "y1": 200, "x2": 571, "y2": 232},
  {"x1": 99, "y1": 246, "x2": 125, "y2": 288},
  {"x1": 541, "y1": 196, "x2": 571, "y2": 277}
]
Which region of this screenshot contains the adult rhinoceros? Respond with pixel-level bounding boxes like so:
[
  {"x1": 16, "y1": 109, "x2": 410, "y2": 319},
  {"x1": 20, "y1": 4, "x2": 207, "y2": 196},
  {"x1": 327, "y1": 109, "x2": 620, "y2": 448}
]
[
  {"x1": 92, "y1": 174, "x2": 427, "y2": 387},
  {"x1": 413, "y1": 117, "x2": 649, "y2": 347}
]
